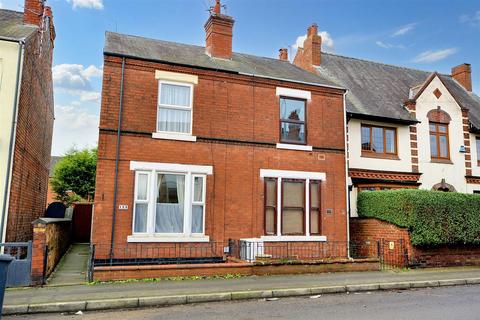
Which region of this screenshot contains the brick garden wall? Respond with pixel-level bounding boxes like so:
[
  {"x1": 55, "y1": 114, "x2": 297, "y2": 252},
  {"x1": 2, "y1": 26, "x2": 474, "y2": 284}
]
[
  {"x1": 92, "y1": 56, "x2": 348, "y2": 255},
  {"x1": 6, "y1": 21, "x2": 54, "y2": 242},
  {"x1": 350, "y1": 218, "x2": 480, "y2": 268},
  {"x1": 31, "y1": 219, "x2": 72, "y2": 285}
]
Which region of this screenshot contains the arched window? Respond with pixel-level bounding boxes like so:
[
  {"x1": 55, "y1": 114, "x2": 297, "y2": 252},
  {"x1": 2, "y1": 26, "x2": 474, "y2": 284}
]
[{"x1": 427, "y1": 109, "x2": 451, "y2": 161}]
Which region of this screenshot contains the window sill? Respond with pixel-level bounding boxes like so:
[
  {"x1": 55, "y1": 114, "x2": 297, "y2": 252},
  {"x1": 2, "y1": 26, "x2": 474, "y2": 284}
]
[
  {"x1": 127, "y1": 235, "x2": 210, "y2": 243},
  {"x1": 276, "y1": 143, "x2": 313, "y2": 152},
  {"x1": 430, "y1": 159, "x2": 453, "y2": 164},
  {"x1": 361, "y1": 152, "x2": 399, "y2": 160},
  {"x1": 152, "y1": 132, "x2": 197, "y2": 142},
  {"x1": 260, "y1": 235, "x2": 327, "y2": 242}
]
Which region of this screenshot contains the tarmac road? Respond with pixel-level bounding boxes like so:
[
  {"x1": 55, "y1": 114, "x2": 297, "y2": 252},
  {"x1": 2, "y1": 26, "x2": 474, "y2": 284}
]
[{"x1": 6, "y1": 284, "x2": 480, "y2": 320}]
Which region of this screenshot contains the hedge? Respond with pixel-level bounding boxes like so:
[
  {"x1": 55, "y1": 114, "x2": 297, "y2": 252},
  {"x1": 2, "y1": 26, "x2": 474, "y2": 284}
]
[{"x1": 357, "y1": 189, "x2": 480, "y2": 247}]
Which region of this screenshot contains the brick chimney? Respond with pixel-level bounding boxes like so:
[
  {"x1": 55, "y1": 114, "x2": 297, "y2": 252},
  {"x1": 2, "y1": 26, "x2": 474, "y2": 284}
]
[
  {"x1": 204, "y1": 0, "x2": 235, "y2": 59},
  {"x1": 452, "y1": 63, "x2": 472, "y2": 92},
  {"x1": 293, "y1": 23, "x2": 322, "y2": 73},
  {"x1": 279, "y1": 48, "x2": 288, "y2": 61},
  {"x1": 24, "y1": 0, "x2": 45, "y2": 26}
]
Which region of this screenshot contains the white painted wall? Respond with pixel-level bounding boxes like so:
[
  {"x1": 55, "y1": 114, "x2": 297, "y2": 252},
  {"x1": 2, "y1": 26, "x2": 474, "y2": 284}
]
[
  {"x1": 416, "y1": 76, "x2": 467, "y2": 192},
  {"x1": 348, "y1": 119, "x2": 412, "y2": 171},
  {"x1": 0, "y1": 41, "x2": 22, "y2": 242}
]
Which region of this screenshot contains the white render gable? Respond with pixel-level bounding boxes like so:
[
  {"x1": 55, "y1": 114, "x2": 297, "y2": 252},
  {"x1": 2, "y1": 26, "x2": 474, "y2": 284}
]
[{"x1": 415, "y1": 75, "x2": 467, "y2": 193}]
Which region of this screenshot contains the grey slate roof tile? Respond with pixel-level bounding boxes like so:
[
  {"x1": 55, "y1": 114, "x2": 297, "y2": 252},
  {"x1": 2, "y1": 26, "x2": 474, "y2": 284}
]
[
  {"x1": 316, "y1": 53, "x2": 480, "y2": 130},
  {"x1": 0, "y1": 9, "x2": 37, "y2": 41},
  {"x1": 104, "y1": 31, "x2": 343, "y2": 89}
]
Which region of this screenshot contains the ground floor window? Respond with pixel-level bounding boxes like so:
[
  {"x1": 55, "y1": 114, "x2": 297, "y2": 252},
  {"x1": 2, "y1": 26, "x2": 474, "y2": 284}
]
[
  {"x1": 264, "y1": 175, "x2": 322, "y2": 236},
  {"x1": 132, "y1": 163, "x2": 208, "y2": 237}
]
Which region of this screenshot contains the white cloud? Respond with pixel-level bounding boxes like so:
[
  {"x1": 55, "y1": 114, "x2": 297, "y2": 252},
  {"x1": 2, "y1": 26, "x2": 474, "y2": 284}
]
[
  {"x1": 412, "y1": 48, "x2": 458, "y2": 63},
  {"x1": 375, "y1": 41, "x2": 405, "y2": 49},
  {"x1": 460, "y1": 11, "x2": 480, "y2": 27},
  {"x1": 292, "y1": 30, "x2": 334, "y2": 53},
  {"x1": 67, "y1": 0, "x2": 103, "y2": 9},
  {"x1": 52, "y1": 104, "x2": 99, "y2": 155},
  {"x1": 53, "y1": 64, "x2": 103, "y2": 103},
  {"x1": 392, "y1": 23, "x2": 417, "y2": 37}
]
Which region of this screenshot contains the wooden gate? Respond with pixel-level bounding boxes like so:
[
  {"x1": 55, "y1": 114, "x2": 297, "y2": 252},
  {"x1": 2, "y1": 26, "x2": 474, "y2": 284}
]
[{"x1": 73, "y1": 203, "x2": 93, "y2": 243}]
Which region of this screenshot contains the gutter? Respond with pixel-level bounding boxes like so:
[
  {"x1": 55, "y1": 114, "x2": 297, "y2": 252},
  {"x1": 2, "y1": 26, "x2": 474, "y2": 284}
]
[
  {"x1": 348, "y1": 112, "x2": 419, "y2": 125},
  {"x1": 0, "y1": 40, "x2": 24, "y2": 243},
  {"x1": 109, "y1": 57, "x2": 126, "y2": 262}
]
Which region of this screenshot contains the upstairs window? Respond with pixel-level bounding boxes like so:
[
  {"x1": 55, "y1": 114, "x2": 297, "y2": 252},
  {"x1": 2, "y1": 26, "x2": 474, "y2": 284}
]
[
  {"x1": 476, "y1": 137, "x2": 480, "y2": 166},
  {"x1": 429, "y1": 122, "x2": 450, "y2": 160},
  {"x1": 361, "y1": 125, "x2": 397, "y2": 157},
  {"x1": 157, "y1": 81, "x2": 193, "y2": 134},
  {"x1": 280, "y1": 97, "x2": 306, "y2": 144}
]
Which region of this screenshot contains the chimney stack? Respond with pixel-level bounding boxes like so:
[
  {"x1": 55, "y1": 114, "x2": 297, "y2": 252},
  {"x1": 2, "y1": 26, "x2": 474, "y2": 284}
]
[
  {"x1": 293, "y1": 23, "x2": 322, "y2": 72},
  {"x1": 452, "y1": 63, "x2": 472, "y2": 92},
  {"x1": 279, "y1": 48, "x2": 288, "y2": 61},
  {"x1": 204, "y1": 0, "x2": 235, "y2": 59},
  {"x1": 23, "y1": 0, "x2": 45, "y2": 26}
]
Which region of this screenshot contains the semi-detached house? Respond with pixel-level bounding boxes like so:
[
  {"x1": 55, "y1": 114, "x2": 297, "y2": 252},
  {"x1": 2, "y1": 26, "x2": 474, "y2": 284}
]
[
  {"x1": 0, "y1": 0, "x2": 55, "y2": 243},
  {"x1": 92, "y1": 2, "x2": 349, "y2": 263},
  {"x1": 293, "y1": 24, "x2": 480, "y2": 217}
]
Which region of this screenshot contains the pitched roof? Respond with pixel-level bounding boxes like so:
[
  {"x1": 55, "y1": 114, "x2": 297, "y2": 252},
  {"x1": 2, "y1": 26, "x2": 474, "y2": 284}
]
[
  {"x1": 0, "y1": 9, "x2": 37, "y2": 41},
  {"x1": 104, "y1": 31, "x2": 343, "y2": 89},
  {"x1": 316, "y1": 53, "x2": 480, "y2": 129}
]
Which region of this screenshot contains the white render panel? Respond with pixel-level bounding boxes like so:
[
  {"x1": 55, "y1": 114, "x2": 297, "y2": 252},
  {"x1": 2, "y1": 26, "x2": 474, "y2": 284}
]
[
  {"x1": 275, "y1": 87, "x2": 311, "y2": 100},
  {"x1": 416, "y1": 76, "x2": 467, "y2": 192},
  {"x1": 347, "y1": 118, "x2": 412, "y2": 172},
  {"x1": 130, "y1": 161, "x2": 213, "y2": 175},
  {"x1": 259, "y1": 169, "x2": 326, "y2": 180}
]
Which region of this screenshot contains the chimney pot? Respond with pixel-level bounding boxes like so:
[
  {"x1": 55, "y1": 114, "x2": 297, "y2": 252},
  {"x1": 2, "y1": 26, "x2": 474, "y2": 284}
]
[
  {"x1": 213, "y1": 0, "x2": 221, "y2": 14},
  {"x1": 451, "y1": 63, "x2": 472, "y2": 92},
  {"x1": 279, "y1": 48, "x2": 288, "y2": 61}
]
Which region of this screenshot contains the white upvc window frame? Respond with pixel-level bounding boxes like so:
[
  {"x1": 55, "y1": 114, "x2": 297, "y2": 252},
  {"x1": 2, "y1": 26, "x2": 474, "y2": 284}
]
[
  {"x1": 128, "y1": 162, "x2": 212, "y2": 243},
  {"x1": 155, "y1": 80, "x2": 195, "y2": 140},
  {"x1": 132, "y1": 171, "x2": 151, "y2": 235},
  {"x1": 192, "y1": 174, "x2": 206, "y2": 235},
  {"x1": 260, "y1": 169, "x2": 327, "y2": 242}
]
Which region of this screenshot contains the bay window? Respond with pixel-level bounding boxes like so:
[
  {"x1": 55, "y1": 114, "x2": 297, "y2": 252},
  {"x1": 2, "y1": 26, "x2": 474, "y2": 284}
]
[
  {"x1": 130, "y1": 162, "x2": 211, "y2": 242},
  {"x1": 262, "y1": 170, "x2": 324, "y2": 239}
]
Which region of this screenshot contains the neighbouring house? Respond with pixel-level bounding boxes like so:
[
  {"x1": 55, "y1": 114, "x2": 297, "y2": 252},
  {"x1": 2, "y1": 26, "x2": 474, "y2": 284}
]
[
  {"x1": 92, "y1": 1, "x2": 349, "y2": 267},
  {"x1": 46, "y1": 156, "x2": 62, "y2": 207},
  {"x1": 292, "y1": 24, "x2": 480, "y2": 217},
  {"x1": 0, "y1": 0, "x2": 55, "y2": 242}
]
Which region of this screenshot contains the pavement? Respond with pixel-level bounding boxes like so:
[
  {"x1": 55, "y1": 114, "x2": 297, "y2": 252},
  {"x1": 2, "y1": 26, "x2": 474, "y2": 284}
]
[
  {"x1": 46, "y1": 244, "x2": 89, "y2": 286},
  {"x1": 7, "y1": 284, "x2": 480, "y2": 320},
  {"x1": 4, "y1": 267, "x2": 480, "y2": 316}
]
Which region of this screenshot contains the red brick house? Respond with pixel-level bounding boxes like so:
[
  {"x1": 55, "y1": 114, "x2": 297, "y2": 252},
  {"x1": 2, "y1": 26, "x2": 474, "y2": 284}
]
[
  {"x1": 0, "y1": 0, "x2": 55, "y2": 243},
  {"x1": 92, "y1": 2, "x2": 348, "y2": 263}
]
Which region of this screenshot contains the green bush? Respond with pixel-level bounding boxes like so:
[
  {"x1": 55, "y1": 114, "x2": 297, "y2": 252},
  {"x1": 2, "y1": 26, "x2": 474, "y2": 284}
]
[{"x1": 357, "y1": 189, "x2": 480, "y2": 247}]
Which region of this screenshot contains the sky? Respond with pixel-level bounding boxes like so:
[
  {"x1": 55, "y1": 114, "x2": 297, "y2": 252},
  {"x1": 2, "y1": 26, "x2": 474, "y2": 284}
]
[{"x1": 1, "y1": 0, "x2": 479, "y2": 156}]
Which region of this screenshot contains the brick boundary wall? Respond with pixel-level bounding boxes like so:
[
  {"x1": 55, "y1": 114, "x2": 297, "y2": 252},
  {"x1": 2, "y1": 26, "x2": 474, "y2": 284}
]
[
  {"x1": 92, "y1": 259, "x2": 380, "y2": 282},
  {"x1": 350, "y1": 218, "x2": 480, "y2": 268},
  {"x1": 31, "y1": 218, "x2": 72, "y2": 285}
]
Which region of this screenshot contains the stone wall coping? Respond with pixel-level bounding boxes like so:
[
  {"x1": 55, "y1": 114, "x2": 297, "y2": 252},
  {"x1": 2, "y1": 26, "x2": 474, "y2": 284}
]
[{"x1": 32, "y1": 217, "x2": 72, "y2": 225}]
